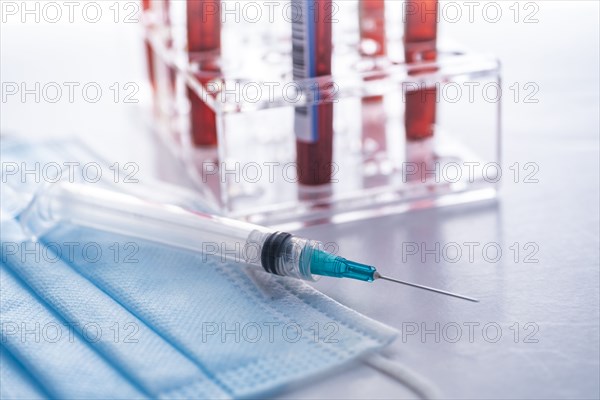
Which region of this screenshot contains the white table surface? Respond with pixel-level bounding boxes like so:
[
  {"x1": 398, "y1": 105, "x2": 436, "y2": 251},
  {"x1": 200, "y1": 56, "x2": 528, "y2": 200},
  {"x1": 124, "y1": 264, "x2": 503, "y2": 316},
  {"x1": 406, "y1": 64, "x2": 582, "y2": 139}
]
[{"x1": 2, "y1": 2, "x2": 598, "y2": 399}]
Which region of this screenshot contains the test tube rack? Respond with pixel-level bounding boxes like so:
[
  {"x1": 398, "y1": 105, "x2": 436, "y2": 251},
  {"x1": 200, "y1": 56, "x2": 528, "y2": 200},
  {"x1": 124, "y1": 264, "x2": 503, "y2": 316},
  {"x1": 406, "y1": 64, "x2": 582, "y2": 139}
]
[{"x1": 142, "y1": 2, "x2": 501, "y2": 229}]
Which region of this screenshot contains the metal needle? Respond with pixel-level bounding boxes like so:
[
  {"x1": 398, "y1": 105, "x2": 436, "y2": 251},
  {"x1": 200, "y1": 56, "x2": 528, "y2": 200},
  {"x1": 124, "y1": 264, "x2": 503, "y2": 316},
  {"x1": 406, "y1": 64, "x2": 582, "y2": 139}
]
[{"x1": 374, "y1": 272, "x2": 479, "y2": 302}]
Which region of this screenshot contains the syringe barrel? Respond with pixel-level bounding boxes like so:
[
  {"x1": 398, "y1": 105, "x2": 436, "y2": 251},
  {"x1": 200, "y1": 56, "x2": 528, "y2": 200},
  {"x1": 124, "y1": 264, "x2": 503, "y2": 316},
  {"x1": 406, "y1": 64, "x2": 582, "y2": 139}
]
[{"x1": 17, "y1": 183, "x2": 317, "y2": 280}]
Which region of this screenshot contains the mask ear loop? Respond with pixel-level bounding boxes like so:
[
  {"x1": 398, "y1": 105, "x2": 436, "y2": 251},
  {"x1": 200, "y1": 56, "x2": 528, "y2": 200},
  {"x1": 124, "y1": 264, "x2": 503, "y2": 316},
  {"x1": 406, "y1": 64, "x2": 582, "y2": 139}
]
[{"x1": 364, "y1": 353, "x2": 441, "y2": 400}]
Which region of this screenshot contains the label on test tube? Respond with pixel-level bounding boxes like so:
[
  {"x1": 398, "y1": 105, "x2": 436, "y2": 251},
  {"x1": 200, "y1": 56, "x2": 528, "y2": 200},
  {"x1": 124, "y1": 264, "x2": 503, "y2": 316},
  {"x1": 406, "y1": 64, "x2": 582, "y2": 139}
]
[{"x1": 292, "y1": 0, "x2": 319, "y2": 143}]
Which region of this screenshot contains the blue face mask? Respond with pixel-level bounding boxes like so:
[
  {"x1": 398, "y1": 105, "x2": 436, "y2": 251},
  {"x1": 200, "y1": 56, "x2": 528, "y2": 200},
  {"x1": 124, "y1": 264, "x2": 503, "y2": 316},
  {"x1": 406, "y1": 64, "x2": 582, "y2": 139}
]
[
  {"x1": 1, "y1": 139, "x2": 398, "y2": 399},
  {"x1": 0, "y1": 136, "x2": 218, "y2": 217}
]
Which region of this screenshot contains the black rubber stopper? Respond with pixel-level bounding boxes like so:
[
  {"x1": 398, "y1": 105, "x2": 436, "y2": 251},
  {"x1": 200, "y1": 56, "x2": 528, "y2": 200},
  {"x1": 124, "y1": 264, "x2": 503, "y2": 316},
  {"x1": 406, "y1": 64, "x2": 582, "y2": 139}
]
[{"x1": 260, "y1": 231, "x2": 292, "y2": 275}]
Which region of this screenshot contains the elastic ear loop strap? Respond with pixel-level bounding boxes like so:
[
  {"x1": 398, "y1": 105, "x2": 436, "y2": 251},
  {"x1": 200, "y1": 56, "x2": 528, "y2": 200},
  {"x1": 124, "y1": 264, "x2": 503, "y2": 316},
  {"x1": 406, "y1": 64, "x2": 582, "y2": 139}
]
[{"x1": 364, "y1": 353, "x2": 442, "y2": 400}]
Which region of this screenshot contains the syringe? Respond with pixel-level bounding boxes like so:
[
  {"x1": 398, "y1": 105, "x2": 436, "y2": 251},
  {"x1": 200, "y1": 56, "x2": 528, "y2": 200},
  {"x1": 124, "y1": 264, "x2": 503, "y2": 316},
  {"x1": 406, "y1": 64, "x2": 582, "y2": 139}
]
[{"x1": 18, "y1": 183, "x2": 477, "y2": 302}]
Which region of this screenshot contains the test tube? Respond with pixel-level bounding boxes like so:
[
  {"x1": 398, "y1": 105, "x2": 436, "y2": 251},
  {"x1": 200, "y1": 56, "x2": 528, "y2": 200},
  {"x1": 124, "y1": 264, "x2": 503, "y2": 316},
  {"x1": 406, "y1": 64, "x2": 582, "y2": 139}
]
[
  {"x1": 142, "y1": 0, "x2": 156, "y2": 92},
  {"x1": 404, "y1": 0, "x2": 438, "y2": 141},
  {"x1": 293, "y1": 0, "x2": 334, "y2": 186},
  {"x1": 359, "y1": 0, "x2": 387, "y2": 172},
  {"x1": 359, "y1": 0, "x2": 386, "y2": 58},
  {"x1": 163, "y1": 0, "x2": 176, "y2": 93},
  {"x1": 187, "y1": 0, "x2": 221, "y2": 146}
]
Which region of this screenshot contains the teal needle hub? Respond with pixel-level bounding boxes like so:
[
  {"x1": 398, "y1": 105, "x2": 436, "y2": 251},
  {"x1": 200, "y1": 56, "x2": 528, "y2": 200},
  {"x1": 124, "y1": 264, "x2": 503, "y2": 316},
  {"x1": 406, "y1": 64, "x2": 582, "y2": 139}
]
[{"x1": 309, "y1": 248, "x2": 376, "y2": 282}]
